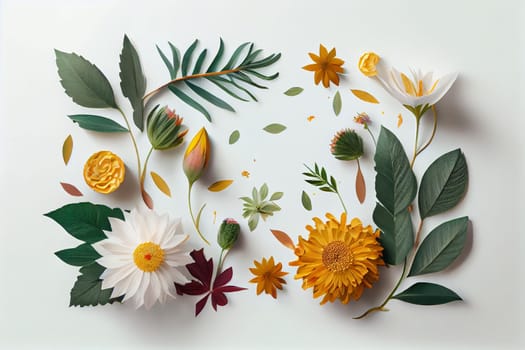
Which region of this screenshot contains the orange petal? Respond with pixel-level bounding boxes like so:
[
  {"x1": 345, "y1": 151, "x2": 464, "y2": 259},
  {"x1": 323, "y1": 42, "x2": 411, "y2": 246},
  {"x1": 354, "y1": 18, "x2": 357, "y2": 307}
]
[{"x1": 319, "y1": 44, "x2": 328, "y2": 57}]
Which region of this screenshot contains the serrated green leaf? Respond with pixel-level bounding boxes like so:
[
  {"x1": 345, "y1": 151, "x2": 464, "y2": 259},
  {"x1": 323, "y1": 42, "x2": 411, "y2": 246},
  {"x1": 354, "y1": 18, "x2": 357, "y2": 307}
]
[
  {"x1": 207, "y1": 38, "x2": 225, "y2": 72},
  {"x1": 263, "y1": 123, "x2": 287, "y2": 134},
  {"x1": 409, "y1": 217, "x2": 469, "y2": 276},
  {"x1": 284, "y1": 87, "x2": 304, "y2": 96},
  {"x1": 270, "y1": 192, "x2": 283, "y2": 201},
  {"x1": 55, "y1": 243, "x2": 101, "y2": 267},
  {"x1": 229, "y1": 130, "x2": 240, "y2": 144},
  {"x1": 168, "y1": 85, "x2": 211, "y2": 122},
  {"x1": 55, "y1": 50, "x2": 117, "y2": 108},
  {"x1": 68, "y1": 114, "x2": 128, "y2": 132},
  {"x1": 44, "y1": 203, "x2": 124, "y2": 243},
  {"x1": 373, "y1": 203, "x2": 414, "y2": 265},
  {"x1": 193, "y1": 49, "x2": 208, "y2": 74},
  {"x1": 70, "y1": 263, "x2": 122, "y2": 307},
  {"x1": 333, "y1": 90, "x2": 342, "y2": 116},
  {"x1": 375, "y1": 126, "x2": 417, "y2": 215},
  {"x1": 185, "y1": 81, "x2": 235, "y2": 112},
  {"x1": 182, "y1": 39, "x2": 198, "y2": 76},
  {"x1": 392, "y1": 282, "x2": 462, "y2": 305},
  {"x1": 119, "y1": 35, "x2": 146, "y2": 130},
  {"x1": 301, "y1": 191, "x2": 312, "y2": 211},
  {"x1": 419, "y1": 149, "x2": 468, "y2": 219},
  {"x1": 259, "y1": 183, "x2": 269, "y2": 200}
]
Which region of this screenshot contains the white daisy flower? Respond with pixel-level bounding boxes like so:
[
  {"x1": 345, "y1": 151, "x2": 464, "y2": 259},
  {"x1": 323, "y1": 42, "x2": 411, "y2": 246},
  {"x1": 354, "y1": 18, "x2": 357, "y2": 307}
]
[{"x1": 93, "y1": 205, "x2": 192, "y2": 309}]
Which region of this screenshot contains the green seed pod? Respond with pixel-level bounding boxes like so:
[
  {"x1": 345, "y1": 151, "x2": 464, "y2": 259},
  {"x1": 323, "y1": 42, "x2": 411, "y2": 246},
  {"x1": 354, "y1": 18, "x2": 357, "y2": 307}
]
[
  {"x1": 217, "y1": 218, "x2": 240, "y2": 250},
  {"x1": 330, "y1": 129, "x2": 364, "y2": 161},
  {"x1": 147, "y1": 105, "x2": 188, "y2": 150}
]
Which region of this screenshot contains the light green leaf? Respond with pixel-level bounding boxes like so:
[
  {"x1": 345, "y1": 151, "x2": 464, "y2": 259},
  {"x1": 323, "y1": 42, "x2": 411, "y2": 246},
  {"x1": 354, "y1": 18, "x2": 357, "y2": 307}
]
[
  {"x1": 263, "y1": 123, "x2": 287, "y2": 134},
  {"x1": 284, "y1": 87, "x2": 304, "y2": 96},
  {"x1": 301, "y1": 191, "x2": 312, "y2": 211},
  {"x1": 373, "y1": 203, "x2": 414, "y2": 265},
  {"x1": 119, "y1": 35, "x2": 146, "y2": 130},
  {"x1": 259, "y1": 183, "x2": 269, "y2": 200},
  {"x1": 229, "y1": 130, "x2": 240, "y2": 144},
  {"x1": 44, "y1": 203, "x2": 124, "y2": 244},
  {"x1": 419, "y1": 149, "x2": 468, "y2": 219},
  {"x1": 55, "y1": 243, "x2": 101, "y2": 267},
  {"x1": 333, "y1": 90, "x2": 342, "y2": 116},
  {"x1": 55, "y1": 50, "x2": 117, "y2": 108},
  {"x1": 68, "y1": 114, "x2": 128, "y2": 132},
  {"x1": 270, "y1": 192, "x2": 283, "y2": 201},
  {"x1": 70, "y1": 263, "x2": 122, "y2": 307},
  {"x1": 409, "y1": 217, "x2": 469, "y2": 276},
  {"x1": 392, "y1": 282, "x2": 462, "y2": 305}
]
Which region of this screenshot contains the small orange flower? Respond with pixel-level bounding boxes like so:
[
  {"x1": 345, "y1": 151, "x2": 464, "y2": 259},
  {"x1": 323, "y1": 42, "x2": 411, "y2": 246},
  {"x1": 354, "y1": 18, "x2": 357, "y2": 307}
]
[
  {"x1": 249, "y1": 256, "x2": 288, "y2": 299},
  {"x1": 83, "y1": 150, "x2": 125, "y2": 194},
  {"x1": 303, "y1": 44, "x2": 344, "y2": 88}
]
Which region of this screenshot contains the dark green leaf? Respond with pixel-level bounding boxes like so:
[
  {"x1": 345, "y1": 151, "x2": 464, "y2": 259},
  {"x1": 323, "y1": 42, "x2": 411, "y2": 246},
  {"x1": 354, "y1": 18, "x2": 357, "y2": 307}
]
[
  {"x1": 193, "y1": 49, "x2": 208, "y2": 74},
  {"x1": 244, "y1": 69, "x2": 279, "y2": 81},
  {"x1": 168, "y1": 42, "x2": 181, "y2": 78},
  {"x1": 168, "y1": 85, "x2": 211, "y2": 122},
  {"x1": 68, "y1": 114, "x2": 128, "y2": 132},
  {"x1": 373, "y1": 203, "x2": 414, "y2": 265},
  {"x1": 210, "y1": 76, "x2": 257, "y2": 101},
  {"x1": 119, "y1": 35, "x2": 146, "y2": 130},
  {"x1": 44, "y1": 202, "x2": 124, "y2": 243},
  {"x1": 223, "y1": 42, "x2": 250, "y2": 70},
  {"x1": 418, "y1": 149, "x2": 468, "y2": 219},
  {"x1": 409, "y1": 217, "x2": 469, "y2": 276},
  {"x1": 284, "y1": 87, "x2": 304, "y2": 96},
  {"x1": 185, "y1": 81, "x2": 235, "y2": 112},
  {"x1": 333, "y1": 91, "x2": 342, "y2": 116},
  {"x1": 263, "y1": 123, "x2": 287, "y2": 134},
  {"x1": 301, "y1": 191, "x2": 312, "y2": 211},
  {"x1": 55, "y1": 50, "x2": 117, "y2": 108},
  {"x1": 207, "y1": 77, "x2": 249, "y2": 102},
  {"x1": 156, "y1": 44, "x2": 175, "y2": 79},
  {"x1": 182, "y1": 39, "x2": 198, "y2": 76},
  {"x1": 392, "y1": 282, "x2": 462, "y2": 305},
  {"x1": 70, "y1": 263, "x2": 122, "y2": 307},
  {"x1": 375, "y1": 126, "x2": 417, "y2": 215},
  {"x1": 229, "y1": 130, "x2": 240, "y2": 144},
  {"x1": 207, "y1": 38, "x2": 224, "y2": 72},
  {"x1": 55, "y1": 243, "x2": 101, "y2": 267}
]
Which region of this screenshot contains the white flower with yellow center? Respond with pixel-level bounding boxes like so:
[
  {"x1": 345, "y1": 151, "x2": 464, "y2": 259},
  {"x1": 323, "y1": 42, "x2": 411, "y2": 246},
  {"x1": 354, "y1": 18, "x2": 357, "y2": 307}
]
[
  {"x1": 93, "y1": 205, "x2": 192, "y2": 309},
  {"x1": 375, "y1": 64, "x2": 457, "y2": 114}
]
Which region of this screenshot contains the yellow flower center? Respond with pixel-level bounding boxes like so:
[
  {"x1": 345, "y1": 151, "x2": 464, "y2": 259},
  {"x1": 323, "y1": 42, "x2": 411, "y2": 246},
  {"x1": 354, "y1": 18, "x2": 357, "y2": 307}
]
[
  {"x1": 133, "y1": 242, "x2": 165, "y2": 272},
  {"x1": 322, "y1": 241, "x2": 353, "y2": 272}
]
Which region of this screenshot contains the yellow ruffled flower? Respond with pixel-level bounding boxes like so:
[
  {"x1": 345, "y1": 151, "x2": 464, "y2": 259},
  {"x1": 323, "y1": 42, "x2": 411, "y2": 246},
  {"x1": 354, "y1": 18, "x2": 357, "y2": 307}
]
[
  {"x1": 83, "y1": 150, "x2": 125, "y2": 194},
  {"x1": 303, "y1": 44, "x2": 344, "y2": 88},
  {"x1": 290, "y1": 213, "x2": 384, "y2": 305},
  {"x1": 358, "y1": 52, "x2": 380, "y2": 77}
]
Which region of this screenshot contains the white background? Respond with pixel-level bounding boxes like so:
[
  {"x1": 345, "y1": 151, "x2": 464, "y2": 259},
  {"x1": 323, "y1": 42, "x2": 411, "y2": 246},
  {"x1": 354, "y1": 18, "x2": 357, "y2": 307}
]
[{"x1": 1, "y1": 0, "x2": 524, "y2": 349}]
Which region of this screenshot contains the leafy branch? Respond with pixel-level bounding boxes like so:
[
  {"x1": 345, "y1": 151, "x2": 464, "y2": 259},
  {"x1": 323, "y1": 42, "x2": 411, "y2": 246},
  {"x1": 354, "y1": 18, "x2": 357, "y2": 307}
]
[
  {"x1": 144, "y1": 39, "x2": 281, "y2": 121},
  {"x1": 303, "y1": 163, "x2": 347, "y2": 213}
]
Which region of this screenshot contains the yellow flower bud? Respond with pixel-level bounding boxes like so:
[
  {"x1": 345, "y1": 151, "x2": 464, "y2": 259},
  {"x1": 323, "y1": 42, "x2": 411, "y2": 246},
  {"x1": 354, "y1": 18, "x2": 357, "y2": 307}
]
[
  {"x1": 183, "y1": 128, "x2": 210, "y2": 185},
  {"x1": 83, "y1": 150, "x2": 125, "y2": 194},
  {"x1": 358, "y1": 52, "x2": 380, "y2": 77}
]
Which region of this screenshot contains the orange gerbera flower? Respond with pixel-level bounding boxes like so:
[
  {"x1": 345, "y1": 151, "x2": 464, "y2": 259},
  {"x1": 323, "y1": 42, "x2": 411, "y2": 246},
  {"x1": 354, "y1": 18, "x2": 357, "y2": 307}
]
[
  {"x1": 303, "y1": 44, "x2": 345, "y2": 88},
  {"x1": 249, "y1": 256, "x2": 288, "y2": 298}
]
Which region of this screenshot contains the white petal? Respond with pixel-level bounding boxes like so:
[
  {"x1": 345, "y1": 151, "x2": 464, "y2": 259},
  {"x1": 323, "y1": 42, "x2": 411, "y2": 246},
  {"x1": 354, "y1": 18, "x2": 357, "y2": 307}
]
[
  {"x1": 107, "y1": 217, "x2": 137, "y2": 245},
  {"x1": 122, "y1": 270, "x2": 144, "y2": 302},
  {"x1": 109, "y1": 265, "x2": 137, "y2": 298},
  {"x1": 143, "y1": 273, "x2": 161, "y2": 310},
  {"x1": 97, "y1": 255, "x2": 132, "y2": 269},
  {"x1": 157, "y1": 265, "x2": 177, "y2": 299},
  {"x1": 131, "y1": 272, "x2": 149, "y2": 309},
  {"x1": 131, "y1": 207, "x2": 150, "y2": 242},
  {"x1": 96, "y1": 240, "x2": 133, "y2": 256},
  {"x1": 423, "y1": 72, "x2": 457, "y2": 106},
  {"x1": 100, "y1": 265, "x2": 132, "y2": 290},
  {"x1": 164, "y1": 252, "x2": 193, "y2": 267},
  {"x1": 150, "y1": 213, "x2": 169, "y2": 243},
  {"x1": 162, "y1": 234, "x2": 189, "y2": 251}
]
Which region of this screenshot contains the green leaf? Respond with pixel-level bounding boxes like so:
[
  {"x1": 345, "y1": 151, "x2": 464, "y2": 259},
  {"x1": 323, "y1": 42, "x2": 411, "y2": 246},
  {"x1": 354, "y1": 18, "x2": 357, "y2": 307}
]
[
  {"x1": 55, "y1": 50, "x2": 117, "y2": 109},
  {"x1": 409, "y1": 217, "x2": 469, "y2": 276},
  {"x1": 169, "y1": 42, "x2": 181, "y2": 78},
  {"x1": 263, "y1": 123, "x2": 287, "y2": 134},
  {"x1": 55, "y1": 243, "x2": 101, "y2": 267},
  {"x1": 70, "y1": 263, "x2": 122, "y2": 307},
  {"x1": 68, "y1": 114, "x2": 128, "y2": 132},
  {"x1": 418, "y1": 149, "x2": 468, "y2": 219},
  {"x1": 156, "y1": 44, "x2": 175, "y2": 79},
  {"x1": 229, "y1": 130, "x2": 240, "y2": 144},
  {"x1": 392, "y1": 282, "x2": 462, "y2": 305},
  {"x1": 333, "y1": 91, "x2": 342, "y2": 116},
  {"x1": 193, "y1": 49, "x2": 208, "y2": 74},
  {"x1": 207, "y1": 38, "x2": 224, "y2": 72},
  {"x1": 168, "y1": 85, "x2": 211, "y2": 122},
  {"x1": 284, "y1": 87, "x2": 304, "y2": 96},
  {"x1": 185, "y1": 81, "x2": 235, "y2": 112},
  {"x1": 119, "y1": 35, "x2": 146, "y2": 130},
  {"x1": 375, "y1": 126, "x2": 417, "y2": 215},
  {"x1": 222, "y1": 42, "x2": 250, "y2": 70},
  {"x1": 270, "y1": 192, "x2": 283, "y2": 201},
  {"x1": 248, "y1": 215, "x2": 259, "y2": 232},
  {"x1": 301, "y1": 191, "x2": 312, "y2": 211},
  {"x1": 259, "y1": 183, "x2": 269, "y2": 200},
  {"x1": 373, "y1": 203, "x2": 414, "y2": 265},
  {"x1": 44, "y1": 203, "x2": 124, "y2": 244},
  {"x1": 181, "y1": 39, "x2": 198, "y2": 76}
]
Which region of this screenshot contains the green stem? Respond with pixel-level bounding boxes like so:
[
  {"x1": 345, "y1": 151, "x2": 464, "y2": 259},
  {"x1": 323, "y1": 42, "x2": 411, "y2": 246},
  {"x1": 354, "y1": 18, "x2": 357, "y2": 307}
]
[
  {"x1": 410, "y1": 115, "x2": 421, "y2": 169},
  {"x1": 187, "y1": 182, "x2": 210, "y2": 245},
  {"x1": 216, "y1": 248, "x2": 228, "y2": 276},
  {"x1": 117, "y1": 107, "x2": 142, "y2": 184},
  {"x1": 336, "y1": 191, "x2": 348, "y2": 215},
  {"x1": 354, "y1": 260, "x2": 408, "y2": 319},
  {"x1": 365, "y1": 125, "x2": 377, "y2": 147},
  {"x1": 415, "y1": 105, "x2": 437, "y2": 158},
  {"x1": 414, "y1": 219, "x2": 424, "y2": 248},
  {"x1": 140, "y1": 147, "x2": 154, "y2": 189}
]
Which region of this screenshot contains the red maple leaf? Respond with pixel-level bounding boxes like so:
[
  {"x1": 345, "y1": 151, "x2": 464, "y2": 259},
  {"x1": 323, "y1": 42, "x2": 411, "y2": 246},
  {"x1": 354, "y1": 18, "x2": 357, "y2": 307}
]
[{"x1": 175, "y1": 249, "x2": 246, "y2": 316}]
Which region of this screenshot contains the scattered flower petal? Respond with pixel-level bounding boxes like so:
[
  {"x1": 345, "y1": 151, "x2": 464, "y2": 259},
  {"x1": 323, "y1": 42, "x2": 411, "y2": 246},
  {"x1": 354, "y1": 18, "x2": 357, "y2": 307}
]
[
  {"x1": 270, "y1": 229, "x2": 296, "y2": 250},
  {"x1": 150, "y1": 171, "x2": 171, "y2": 197},
  {"x1": 208, "y1": 179, "x2": 234, "y2": 192},
  {"x1": 241, "y1": 170, "x2": 250, "y2": 178},
  {"x1": 60, "y1": 182, "x2": 83, "y2": 197},
  {"x1": 350, "y1": 89, "x2": 379, "y2": 104},
  {"x1": 307, "y1": 115, "x2": 315, "y2": 122},
  {"x1": 62, "y1": 135, "x2": 73, "y2": 165},
  {"x1": 397, "y1": 113, "x2": 403, "y2": 127}
]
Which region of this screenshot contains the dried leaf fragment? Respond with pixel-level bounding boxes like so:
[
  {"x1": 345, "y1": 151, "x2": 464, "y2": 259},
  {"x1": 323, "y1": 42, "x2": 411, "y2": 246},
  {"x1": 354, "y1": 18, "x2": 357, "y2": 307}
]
[
  {"x1": 60, "y1": 182, "x2": 83, "y2": 197},
  {"x1": 355, "y1": 163, "x2": 366, "y2": 204},
  {"x1": 270, "y1": 229, "x2": 295, "y2": 250}
]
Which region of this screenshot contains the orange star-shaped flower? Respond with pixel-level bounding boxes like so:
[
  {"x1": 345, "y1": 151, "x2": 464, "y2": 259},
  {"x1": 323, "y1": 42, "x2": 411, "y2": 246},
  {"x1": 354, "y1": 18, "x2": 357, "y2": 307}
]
[
  {"x1": 249, "y1": 256, "x2": 288, "y2": 298},
  {"x1": 303, "y1": 44, "x2": 345, "y2": 88}
]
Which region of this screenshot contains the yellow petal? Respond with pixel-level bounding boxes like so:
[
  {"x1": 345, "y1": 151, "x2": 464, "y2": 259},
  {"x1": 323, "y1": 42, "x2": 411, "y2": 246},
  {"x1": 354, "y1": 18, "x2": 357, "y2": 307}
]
[
  {"x1": 207, "y1": 179, "x2": 234, "y2": 192},
  {"x1": 350, "y1": 89, "x2": 379, "y2": 104},
  {"x1": 62, "y1": 134, "x2": 73, "y2": 165},
  {"x1": 150, "y1": 171, "x2": 171, "y2": 197}
]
